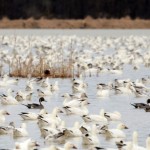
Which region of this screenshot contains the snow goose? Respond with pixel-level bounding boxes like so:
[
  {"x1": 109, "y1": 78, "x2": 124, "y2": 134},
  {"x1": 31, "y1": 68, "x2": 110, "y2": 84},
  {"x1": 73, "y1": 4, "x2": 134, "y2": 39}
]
[
  {"x1": 63, "y1": 98, "x2": 89, "y2": 108},
  {"x1": 64, "y1": 105, "x2": 89, "y2": 116},
  {"x1": 19, "y1": 109, "x2": 47, "y2": 120},
  {"x1": 43, "y1": 142, "x2": 77, "y2": 150},
  {"x1": 45, "y1": 129, "x2": 66, "y2": 143},
  {"x1": 0, "y1": 93, "x2": 19, "y2": 105},
  {"x1": 88, "y1": 146, "x2": 104, "y2": 150},
  {"x1": 37, "y1": 87, "x2": 52, "y2": 96},
  {"x1": 0, "y1": 110, "x2": 10, "y2": 123},
  {"x1": 22, "y1": 97, "x2": 46, "y2": 109},
  {"x1": 82, "y1": 109, "x2": 108, "y2": 124},
  {"x1": 41, "y1": 77, "x2": 50, "y2": 87},
  {"x1": 13, "y1": 123, "x2": 28, "y2": 137},
  {"x1": 38, "y1": 107, "x2": 63, "y2": 127},
  {"x1": 58, "y1": 142, "x2": 77, "y2": 150},
  {"x1": 129, "y1": 131, "x2": 149, "y2": 150},
  {"x1": 15, "y1": 138, "x2": 39, "y2": 150},
  {"x1": 82, "y1": 125, "x2": 99, "y2": 145},
  {"x1": 64, "y1": 122, "x2": 82, "y2": 137},
  {"x1": 25, "y1": 82, "x2": 34, "y2": 92},
  {"x1": 104, "y1": 123, "x2": 128, "y2": 138},
  {"x1": 97, "y1": 87, "x2": 110, "y2": 97},
  {"x1": 15, "y1": 91, "x2": 32, "y2": 101},
  {"x1": 51, "y1": 81, "x2": 59, "y2": 91},
  {"x1": 0, "y1": 121, "x2": 14, "y2": 134},
  {"x1": 104, "y1": 111, "x2": 121, "y2": 121}
]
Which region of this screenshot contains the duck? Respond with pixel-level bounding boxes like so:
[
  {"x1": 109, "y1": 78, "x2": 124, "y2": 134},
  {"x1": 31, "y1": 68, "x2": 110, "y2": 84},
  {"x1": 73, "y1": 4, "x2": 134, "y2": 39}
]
[
  {"x1": 13, "y1": 123, "x2": 28, "y2": 137},
  {"x1": 104, "y1": 123, "x2": 128, "y2": 138},
  {"x1": 131, "y1": 99, "x2": 150, "y2": 109},
  {"x1": 22, "y1": 97, "x2": 46, "y2": 109},
  {"x1": 0, "y1": 109, "x2": 10, "y2": 123},
  {"x1": 15, "y1": 138, "x2": 39, "y2": 150}
]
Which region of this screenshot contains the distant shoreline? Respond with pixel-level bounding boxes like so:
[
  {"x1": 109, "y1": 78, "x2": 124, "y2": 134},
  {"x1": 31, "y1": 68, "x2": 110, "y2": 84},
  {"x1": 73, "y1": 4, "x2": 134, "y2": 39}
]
[{"x1": 0, "y1": 17, "x2": 150, "y2": 29}]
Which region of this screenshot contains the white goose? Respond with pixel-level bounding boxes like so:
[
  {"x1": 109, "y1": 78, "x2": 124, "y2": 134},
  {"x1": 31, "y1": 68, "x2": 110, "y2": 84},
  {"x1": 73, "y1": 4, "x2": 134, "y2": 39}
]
[
  {"x1": 63, "y1": 98, "x2": 89, "y2": 108},
  {"x1": 41, "y1": 77, "x2": 50, "y2": 87},
  {"x1": 0, "y1": 122, "x2": 14, "y2": 134},
  {"x1": 104, "y1": 111, "x2": 121, "y2": 121},
  {"x1": 82, "y1": 109, "x2": 108, "y2": 124},
  {"x1": 0, "y1": 109, "x2": 10, "y2": 123},
  {"x1": 13, "y1": 123, "x2": 28, "y2": 137},
  {"x1": 82, "y1": 124, "x2": 99, "y2": 146},
  {"x1": 104, "y1": 123, "x2": 128, "y2": 138},
  {"x1": 19, "y1": 109, "x2": 47, "y2": 120},
  {"x1": 51, "y1": 81, "x2": 59, "y2": 91},
  {"x1": 131, "y1": 131, "x2": 149, "y2": 150},
  {"x1": 38, "y1": 107, "x2": 63, "y2": 127},
  {"x1": 42, "y1": 142, "x2": 77, "y2": 150},
  {"x1": 37, "y1": 86, "x2": 52, "y2": 96},
  {"x1": 63, "y1": 105, "x2": 89, "y2": 115},
  {"x1": 15, "y1": 138, "x2": 39, "y2": 150},
  {"x1": 64, "y1": 122, "x2": 82, "y2": 137},
  {"x1": 1, "y1": 93, "x2": 19, "y2": 105}
]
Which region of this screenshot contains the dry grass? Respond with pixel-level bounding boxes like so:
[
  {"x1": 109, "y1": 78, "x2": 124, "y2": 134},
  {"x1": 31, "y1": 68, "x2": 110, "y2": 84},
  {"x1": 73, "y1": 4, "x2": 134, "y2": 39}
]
[
  {"x1": 0, "y1": 17, "x2": 150, "y2": 28},
  {"x1": 9, "y1": 55, "x2": 76, "y2": 78}
]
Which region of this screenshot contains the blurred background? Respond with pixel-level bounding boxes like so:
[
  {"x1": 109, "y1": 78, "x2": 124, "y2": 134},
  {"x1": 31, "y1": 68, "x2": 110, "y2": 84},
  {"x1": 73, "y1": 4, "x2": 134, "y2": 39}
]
[{"x1": 0, "y1": 0, "x2": 150, "y2": 28}]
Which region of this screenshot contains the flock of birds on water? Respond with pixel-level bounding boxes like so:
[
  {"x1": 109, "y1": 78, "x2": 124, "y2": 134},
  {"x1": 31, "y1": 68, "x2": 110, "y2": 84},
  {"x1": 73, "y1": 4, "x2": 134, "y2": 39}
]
[{"x1": 0, "y1": 35, "x2": 150, "y2": 150}]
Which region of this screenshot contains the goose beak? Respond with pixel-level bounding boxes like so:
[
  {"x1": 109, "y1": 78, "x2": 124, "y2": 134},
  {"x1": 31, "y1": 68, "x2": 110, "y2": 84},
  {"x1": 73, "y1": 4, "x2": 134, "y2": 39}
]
[
  {"x1": 6, "y1": 112, "x2": 10, "y2": 115},
  {"x1": 35, "y1": 142, "x2": 40, "y2": 146},
  {"x1": 73, "y1": 145, "x2": 77, "y2": 149},
  {"x1": 60, "y1": 110, "x2": 63, "y2": 113}
]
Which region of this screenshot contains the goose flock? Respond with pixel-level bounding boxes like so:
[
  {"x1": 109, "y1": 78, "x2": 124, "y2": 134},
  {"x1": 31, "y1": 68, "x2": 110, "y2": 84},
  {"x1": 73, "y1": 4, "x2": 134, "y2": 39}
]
[{"x1": 0, "y1": 34, "x2": 150, "y2": 149}]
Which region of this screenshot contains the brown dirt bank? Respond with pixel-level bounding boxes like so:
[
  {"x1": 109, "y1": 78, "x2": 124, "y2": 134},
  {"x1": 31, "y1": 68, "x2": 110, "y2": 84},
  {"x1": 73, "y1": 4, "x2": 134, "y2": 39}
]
[{"x1": 0, "y1": 17, "x2": 150, "y2": 28}]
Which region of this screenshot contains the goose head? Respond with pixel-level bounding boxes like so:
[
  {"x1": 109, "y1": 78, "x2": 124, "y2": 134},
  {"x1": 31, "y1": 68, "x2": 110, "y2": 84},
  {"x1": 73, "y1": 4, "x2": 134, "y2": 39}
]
[
  {"x1": 64, "y1": 142, "x2": 77, "y2": 149},
  {"x1": 117, "y1": 123, "x2": 128, "y2": 130},
  {"x1": 0, "y1": 110, "x2": 10, "y2": 115}
]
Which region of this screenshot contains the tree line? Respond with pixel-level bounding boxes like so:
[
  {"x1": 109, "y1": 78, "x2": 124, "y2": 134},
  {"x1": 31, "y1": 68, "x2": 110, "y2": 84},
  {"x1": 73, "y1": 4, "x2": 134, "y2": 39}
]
[{"x1": 0, "y1": 0, "x2": 150, "y2": 19}]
